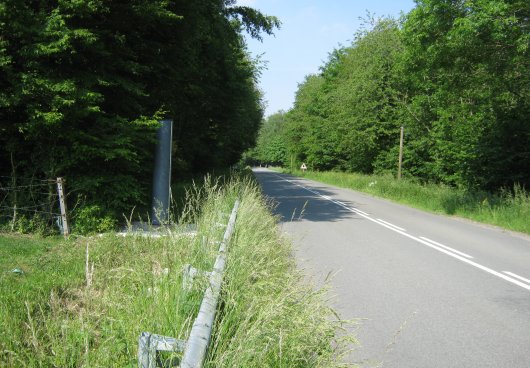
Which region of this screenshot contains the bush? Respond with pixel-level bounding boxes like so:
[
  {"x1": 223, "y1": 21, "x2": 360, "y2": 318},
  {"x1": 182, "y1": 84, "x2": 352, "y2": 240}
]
[
  {"x1": 73, "y1": 205, "x2": 117, "y2": 234},
  {"x1": 3, "y1": 214, "x2": 58, "y2": 236}
]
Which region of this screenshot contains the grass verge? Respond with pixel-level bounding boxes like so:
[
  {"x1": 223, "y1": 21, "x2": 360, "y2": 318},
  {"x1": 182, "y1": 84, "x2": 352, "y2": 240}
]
[
  {"x1": 277, "y1": 169, "x2": 530, "y2": 236},
  {"x1": 1, "y1": 173, "x2": 353, "y2": 367}
]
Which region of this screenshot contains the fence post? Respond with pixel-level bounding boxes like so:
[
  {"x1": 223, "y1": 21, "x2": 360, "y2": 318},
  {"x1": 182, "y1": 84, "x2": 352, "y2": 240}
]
[{"x1": 56, "y1": 177, "x2": 69, "y2": 237}]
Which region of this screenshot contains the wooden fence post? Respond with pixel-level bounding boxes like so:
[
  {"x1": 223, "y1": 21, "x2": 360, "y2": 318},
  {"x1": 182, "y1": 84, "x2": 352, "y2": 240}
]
[{"x1": 56, "y1": 177, "x2": 69, "y2": 237}]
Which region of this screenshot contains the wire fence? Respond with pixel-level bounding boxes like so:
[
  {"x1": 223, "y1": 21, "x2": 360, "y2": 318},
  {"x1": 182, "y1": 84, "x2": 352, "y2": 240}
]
[{"x1": 0, "y1": 177, "x2": 62, "y2": 233}]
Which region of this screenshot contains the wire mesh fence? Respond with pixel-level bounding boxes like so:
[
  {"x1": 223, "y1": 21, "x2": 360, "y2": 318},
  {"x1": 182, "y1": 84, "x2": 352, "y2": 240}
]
[{"x1": 0, "y1": 176, "x2": 63, "y2": 234}]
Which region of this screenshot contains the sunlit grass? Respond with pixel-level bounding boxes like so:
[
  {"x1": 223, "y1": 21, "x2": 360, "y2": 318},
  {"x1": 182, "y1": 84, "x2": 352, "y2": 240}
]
[
  {"x1": 1, "y1": 173, "x2": 353, "y2": 367},
  {"x1": 279, "y1": 169, "x2": 530, "y2": 235}
]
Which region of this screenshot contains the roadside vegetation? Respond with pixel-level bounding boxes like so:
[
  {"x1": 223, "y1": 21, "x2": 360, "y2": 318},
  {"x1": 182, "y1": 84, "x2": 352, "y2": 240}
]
[
  {"x1": 0, "y1": 0, "x2": 280, "y2": 225},
  {"x1": 0, "y1": 174, "x2": 353, "y2": 367},
  {"x1": 245, "y1": 0, "x2": 529, "y2": 235},
  {"x1": 248, "y1": 1, "x2": 530, "y2": 192},
  {"x1": 279, "y1": 169, "x2": 530, "y2": 236}
]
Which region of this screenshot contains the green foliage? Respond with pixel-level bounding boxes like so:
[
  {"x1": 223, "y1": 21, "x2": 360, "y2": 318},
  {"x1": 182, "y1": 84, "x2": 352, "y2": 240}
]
[
  {"x1": 262, "y1": 2, "x2": 529, "y2": 193},
  {"x1": 0, "y1": 0, "x2": 279, "y2": 221},
  {"x1": 225, "y1": 1, "x2": 282, "y2": 42},
  {"x1": 8, "y1": 214, "x2": 53, "y2": 236},
  {"x1": 73, "y1": 205, "x2": 117, "y2": 234},
  {"x1": 248, "y1": 111, "x2": 288, "y2": 165},
  {"x1": 400, "y1": 0, "x2": 530, "y2": 188},
  {"x1": 279, "y1": 17, "x2": 405, "y2": 173}
]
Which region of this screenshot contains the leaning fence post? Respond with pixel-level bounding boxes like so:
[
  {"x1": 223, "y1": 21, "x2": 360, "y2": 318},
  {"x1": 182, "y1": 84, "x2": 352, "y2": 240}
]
[{"x1": 56, "y1": 177, "x2": 69, "y2": 237}]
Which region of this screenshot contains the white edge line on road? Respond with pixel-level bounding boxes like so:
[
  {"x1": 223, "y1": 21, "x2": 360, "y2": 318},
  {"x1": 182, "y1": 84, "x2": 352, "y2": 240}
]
[
  {"x1": 419, "y1": 236, "x2": 474, "y2": 259},
  {"x1": 353, "y1": 208, "x2": 370, "y2": 216},
  {"x1": 271, "y1": 173, "x2": 530, "y2": 292},
  {"x1": 376, "y1": 219, "x2": 406, "y2": 232},
  {"x1": 503, "y1": 271, "x2": 530, "y2": 285}
]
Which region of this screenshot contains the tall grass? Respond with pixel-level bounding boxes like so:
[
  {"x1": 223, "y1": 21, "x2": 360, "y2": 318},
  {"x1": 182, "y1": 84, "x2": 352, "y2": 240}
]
[
  {"x1": 281, "y1": 169, "x2": 530, "y2": 235},
  {"x1": 1, "y1": 173, "x2": 353, "y2": 367},
  {"x1": 207, "y1": 178, "x2": 352, "y2": 367}
]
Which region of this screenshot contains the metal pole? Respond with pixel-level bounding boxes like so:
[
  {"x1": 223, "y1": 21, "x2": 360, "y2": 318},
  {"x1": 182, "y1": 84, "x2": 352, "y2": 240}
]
[
  {"x1": 398, "y1": 126, "x2": 404, "y2": 180},
  {"x1": 151, "y1": 119, "x2": 173, "y2": 225},
  {"x1": 56, "y1": 177, "x2": 69, "y2": 237}
]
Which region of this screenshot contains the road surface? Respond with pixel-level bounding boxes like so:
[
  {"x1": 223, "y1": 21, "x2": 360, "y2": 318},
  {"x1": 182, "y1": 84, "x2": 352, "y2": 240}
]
[{"x1": 253, "y1": 168, "x2": 530, "y2": 368}]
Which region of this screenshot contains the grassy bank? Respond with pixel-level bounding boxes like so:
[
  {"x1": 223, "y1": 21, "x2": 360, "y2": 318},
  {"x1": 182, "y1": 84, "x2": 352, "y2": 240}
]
[
  {"x1": 279, "y1": 169, "x2": 530, "y2": 236},
  {"x1": 1, "y1": 174, "x2": 352, "y2": 367}
]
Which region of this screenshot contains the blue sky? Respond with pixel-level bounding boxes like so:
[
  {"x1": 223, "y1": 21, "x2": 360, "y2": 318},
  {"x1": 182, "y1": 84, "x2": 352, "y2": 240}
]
[{"x1": 236, "y1": 0, "x2": 417, "y2": 117}]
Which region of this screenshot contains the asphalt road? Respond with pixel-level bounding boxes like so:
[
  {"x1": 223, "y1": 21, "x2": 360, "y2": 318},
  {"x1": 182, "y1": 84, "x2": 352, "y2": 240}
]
[{"x1": 253, "y1": 168, "x2": 530, "y2": 368}]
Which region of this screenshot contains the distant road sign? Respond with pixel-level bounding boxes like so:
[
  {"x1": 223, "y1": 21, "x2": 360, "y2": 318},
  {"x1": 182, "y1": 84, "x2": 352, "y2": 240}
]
[{"x1": 301, "y1": 163, "x2": 307, "y2": 172}]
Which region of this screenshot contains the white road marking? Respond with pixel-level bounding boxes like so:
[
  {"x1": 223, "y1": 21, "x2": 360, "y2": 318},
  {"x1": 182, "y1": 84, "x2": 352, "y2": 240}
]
[
  {"x1": 420, "y1": 236, "x2": 474, "y2": 259},
  {"x1": 351, "y1": 208, "x2": 370, "y2": 216},
  {"x1": 503, "y1": 271, "x2": 530, "y2": 285},
  {"x1": 271, "y1": 173, "x2": 530, "y2": 292},
  {"x1": 377, "y1": 219, "x2": 406, "y2": 232}
]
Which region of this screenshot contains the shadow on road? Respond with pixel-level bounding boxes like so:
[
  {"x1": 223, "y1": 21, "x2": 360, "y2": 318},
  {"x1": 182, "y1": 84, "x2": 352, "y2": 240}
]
[{"x1": 254, "y1": 170, "x2": 361, "y2": 224}]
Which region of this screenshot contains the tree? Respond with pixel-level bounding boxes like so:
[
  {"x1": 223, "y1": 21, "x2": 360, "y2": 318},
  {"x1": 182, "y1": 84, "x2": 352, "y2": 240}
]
[
  {"x1": 0, "y1": 0, "x2": 280, "y2": 219},
  {"x1": 401, "y1": 0, "x2": 530, "y2": 188},
  {"x1": 282, "y1": 17, "x2": 404, "y2": 174},
  {"x1": 277, "y1": 2, "x2": 529, "y2": 191},
  {"x1": 254, "y1": 111, "x2": 288, "y2": 166},
  {"x1": 328, "y1": 18, "x2": 404, "y2": 174}
]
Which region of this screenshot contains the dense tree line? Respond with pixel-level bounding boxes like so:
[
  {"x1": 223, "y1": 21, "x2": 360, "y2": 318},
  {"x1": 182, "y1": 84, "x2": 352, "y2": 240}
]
[
  {"x1": 0, "y1": 0, "x2": 279, "y2": 219},
  {"x1": 253, "y1": 0, "x2": 529, "y2": 190}
]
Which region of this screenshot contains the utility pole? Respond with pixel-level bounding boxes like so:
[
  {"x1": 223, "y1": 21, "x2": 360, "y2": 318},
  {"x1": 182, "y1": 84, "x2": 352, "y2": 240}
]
[{"x1": 398, "y1": 126, "x2": 404, "y2": 180}]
